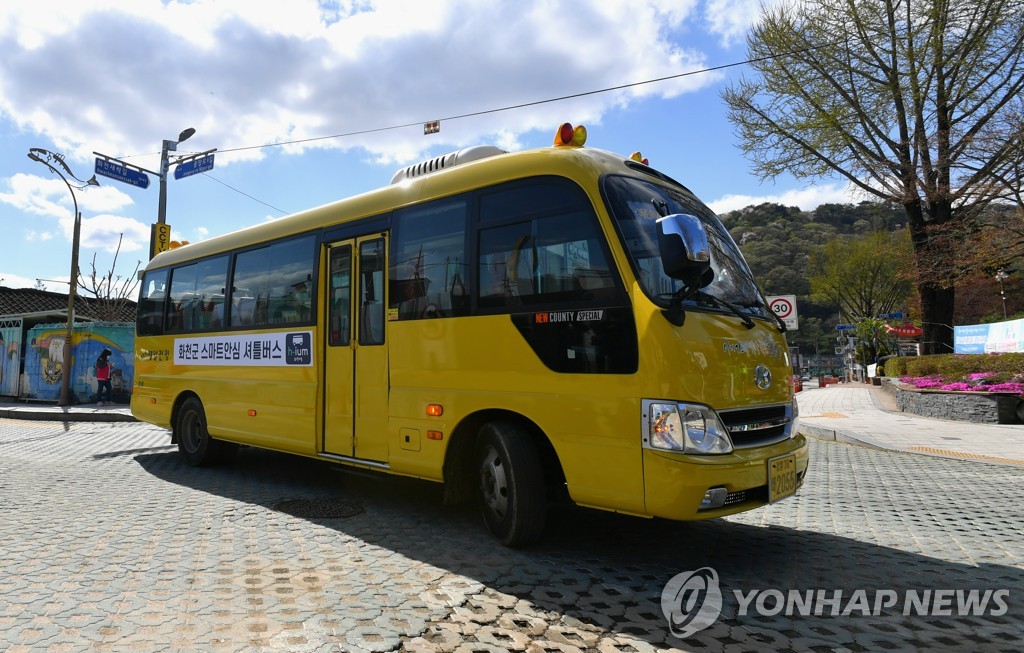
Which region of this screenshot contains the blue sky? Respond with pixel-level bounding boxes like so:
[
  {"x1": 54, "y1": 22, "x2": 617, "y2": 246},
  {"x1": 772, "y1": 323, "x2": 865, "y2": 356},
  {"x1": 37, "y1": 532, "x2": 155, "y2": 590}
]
[{"x1": 0, "y1": 0, "x2": 855, "y2": 291}]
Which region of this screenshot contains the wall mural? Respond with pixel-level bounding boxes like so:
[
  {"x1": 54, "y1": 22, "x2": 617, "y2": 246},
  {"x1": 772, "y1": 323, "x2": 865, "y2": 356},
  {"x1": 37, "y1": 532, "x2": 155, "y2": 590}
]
[
  {"x1": 25, "y1": 323, "x2": 134, "y2": 404},
  {"x1": 0, "y1": 319, "x2": 22, "y2": 397}
]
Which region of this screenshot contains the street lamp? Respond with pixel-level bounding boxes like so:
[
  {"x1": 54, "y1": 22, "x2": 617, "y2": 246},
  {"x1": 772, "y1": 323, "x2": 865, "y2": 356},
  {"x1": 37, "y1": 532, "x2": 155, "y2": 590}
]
[
  {"x1": 147, "y1": 127, "x2": 196, "y2": 259},
  {"x1": 995, "y1": 269, "x2": 1008, "y2": 319},
  {"x1": 27, "y1": 148, "x2": 99, "y2": 406},
  {"x1": 158, "y1": 127, "x2": 195, "y2": 229}
]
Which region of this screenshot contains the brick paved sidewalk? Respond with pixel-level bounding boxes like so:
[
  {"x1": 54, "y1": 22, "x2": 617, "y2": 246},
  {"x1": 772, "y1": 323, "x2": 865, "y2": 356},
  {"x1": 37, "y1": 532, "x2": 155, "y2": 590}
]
[{"x1": 797, "y1": 383, "x2": 1024, "y2": 466}]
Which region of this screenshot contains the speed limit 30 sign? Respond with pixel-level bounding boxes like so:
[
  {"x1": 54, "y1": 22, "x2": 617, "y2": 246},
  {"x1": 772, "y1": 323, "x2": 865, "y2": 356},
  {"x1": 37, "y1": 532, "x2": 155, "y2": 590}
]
[{"x1": 766, "y1": 295, "x2": 799, "y2": 330}]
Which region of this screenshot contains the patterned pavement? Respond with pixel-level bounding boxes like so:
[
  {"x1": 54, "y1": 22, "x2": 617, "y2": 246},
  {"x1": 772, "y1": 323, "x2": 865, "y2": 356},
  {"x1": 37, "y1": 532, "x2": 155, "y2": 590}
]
[{"x1": 1, "y1": 418, "x2": 1022, "y2": 652}]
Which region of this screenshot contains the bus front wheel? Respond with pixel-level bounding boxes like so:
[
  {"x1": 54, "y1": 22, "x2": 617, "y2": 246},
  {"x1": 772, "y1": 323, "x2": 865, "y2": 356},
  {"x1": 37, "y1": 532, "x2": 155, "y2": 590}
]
[
  {"x1": 175, "y1": 397, "x2": 236, "y2": 467},
  {"x1": 476, "y1": 421, "x2": 546, "y2": 547}
]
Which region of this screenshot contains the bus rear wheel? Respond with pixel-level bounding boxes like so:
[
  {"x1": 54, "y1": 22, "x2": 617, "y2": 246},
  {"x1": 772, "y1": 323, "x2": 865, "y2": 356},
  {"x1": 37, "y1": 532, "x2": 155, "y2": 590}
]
[
  {"x1": 476, "y1": 421, "x2": 546, "y2": 547},
  {"x1": 175, "y1": 397, "x2": 236, "y2": 467}
]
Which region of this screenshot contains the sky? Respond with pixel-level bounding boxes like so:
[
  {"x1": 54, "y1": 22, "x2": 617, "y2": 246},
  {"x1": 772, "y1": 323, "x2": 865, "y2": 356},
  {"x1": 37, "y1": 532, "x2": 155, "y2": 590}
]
[{"x1": 0, "y1": 0, "x2": 857, "y2": 292}]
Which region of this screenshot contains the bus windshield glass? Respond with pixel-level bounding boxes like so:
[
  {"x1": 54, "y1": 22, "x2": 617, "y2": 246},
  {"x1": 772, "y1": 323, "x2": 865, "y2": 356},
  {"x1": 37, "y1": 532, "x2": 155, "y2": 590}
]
[{"x1": 602, "y1": 174, "x2": 773, "y2": 322}]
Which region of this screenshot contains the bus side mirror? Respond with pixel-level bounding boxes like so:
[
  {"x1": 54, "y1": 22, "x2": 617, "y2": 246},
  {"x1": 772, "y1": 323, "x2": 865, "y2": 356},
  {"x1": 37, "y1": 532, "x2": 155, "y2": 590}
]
[{"x1": 656, "y1": 214, "x2": 712, "y2": 285}]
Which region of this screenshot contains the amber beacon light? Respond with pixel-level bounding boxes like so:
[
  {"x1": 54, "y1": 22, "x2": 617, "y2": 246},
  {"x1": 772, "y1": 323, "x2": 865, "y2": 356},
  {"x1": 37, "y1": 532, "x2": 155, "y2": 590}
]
[{"x1": 553, "y1": 122, "x2": 587, "y2": 147}]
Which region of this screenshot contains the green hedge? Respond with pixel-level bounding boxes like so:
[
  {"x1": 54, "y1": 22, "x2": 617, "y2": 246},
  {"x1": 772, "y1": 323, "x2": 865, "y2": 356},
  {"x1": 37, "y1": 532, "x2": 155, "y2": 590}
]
[{"x1": 884, "y1": 352, "x2": 1024, "y2": 382}]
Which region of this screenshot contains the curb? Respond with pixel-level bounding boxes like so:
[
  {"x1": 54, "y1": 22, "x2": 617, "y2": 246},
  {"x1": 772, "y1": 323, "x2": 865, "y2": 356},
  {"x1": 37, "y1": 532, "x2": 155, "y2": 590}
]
[{"x1": 799, "y1": 424, "x2": 894, "y2": 452}]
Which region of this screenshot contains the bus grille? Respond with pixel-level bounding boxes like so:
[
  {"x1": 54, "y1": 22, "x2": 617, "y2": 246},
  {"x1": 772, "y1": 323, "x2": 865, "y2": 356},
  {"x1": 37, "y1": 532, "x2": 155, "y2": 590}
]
[{"x1": 718, "y1": 404, "x2": 793, "y2": 449}]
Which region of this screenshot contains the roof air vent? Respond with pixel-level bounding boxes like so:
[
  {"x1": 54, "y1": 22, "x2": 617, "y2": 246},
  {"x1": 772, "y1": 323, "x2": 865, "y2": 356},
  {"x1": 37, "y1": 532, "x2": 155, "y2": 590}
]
[{"x1": 390, "y1": 145, "x2": 506, "y2": 184}]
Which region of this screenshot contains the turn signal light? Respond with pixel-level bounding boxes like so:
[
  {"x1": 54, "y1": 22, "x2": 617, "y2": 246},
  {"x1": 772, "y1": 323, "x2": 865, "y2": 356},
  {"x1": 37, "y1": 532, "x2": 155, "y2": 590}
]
[
  {"x1": 426, "y1": 404, "x2": 443, "y2": 417},
  {"x1": 248, "y1": 409, "x2": 257, "y2": 416},
  {"x1": 427, "y1": 430, "x2": 443, "y2": 440},
  {"x1": 553, "y1": 123, "x2": 587, "y2": 147}
]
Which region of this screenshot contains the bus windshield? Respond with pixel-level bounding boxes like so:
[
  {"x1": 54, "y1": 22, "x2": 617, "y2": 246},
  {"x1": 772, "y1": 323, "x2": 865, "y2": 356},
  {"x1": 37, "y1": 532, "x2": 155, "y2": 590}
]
[{"x1": 602, "y1": 174, "x2": 773, "y2": 322}]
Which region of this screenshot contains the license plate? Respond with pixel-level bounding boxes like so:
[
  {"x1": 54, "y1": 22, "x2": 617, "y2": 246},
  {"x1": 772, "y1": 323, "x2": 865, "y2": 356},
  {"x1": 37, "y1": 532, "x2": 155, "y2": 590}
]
[{"x1": 768, "y1": 454, "x2": 797, "y2": 503}]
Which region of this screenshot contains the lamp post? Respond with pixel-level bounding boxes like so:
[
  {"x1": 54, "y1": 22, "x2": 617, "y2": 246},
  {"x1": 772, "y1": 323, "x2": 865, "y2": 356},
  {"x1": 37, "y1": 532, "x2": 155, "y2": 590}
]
[
  {"x1": 154, "y1": 127, "x2": 196, "y2": 255},
  {"x1": 27, "y1": 148, "x2": 99, "y2": 406},
  {"x1": 995, "y1": 269, "x2": 1008, "y2": 319}
]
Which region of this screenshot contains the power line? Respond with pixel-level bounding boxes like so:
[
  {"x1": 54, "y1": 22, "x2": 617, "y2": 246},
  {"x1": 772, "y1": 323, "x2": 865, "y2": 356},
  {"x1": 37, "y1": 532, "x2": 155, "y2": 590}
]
[
  {"x1": 215, "y1": 54, "x2": 784, "y2": 155},
  {"x1": 125, "y1": 46, "x2": 820, "y2": 212},
  {"x1": 199, "y1": 172, "x2": 289, "y2": 215}
]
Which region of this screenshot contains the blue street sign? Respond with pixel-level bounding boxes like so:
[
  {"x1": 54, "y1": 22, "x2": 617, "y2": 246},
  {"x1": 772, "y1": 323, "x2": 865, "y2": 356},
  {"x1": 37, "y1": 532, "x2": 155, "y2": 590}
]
[
  {"x1": 174, "y1": 154, "x2": 215, "y2": 180},
  {"x1": 95, "y1": 158, "x2": 150, "y2": 189},
  {"x1": 835, "y1": 324, "x2": 856, "y2": 331},
  {"x1": 881, "y1": 312, "x2": 907, "y2": 319}
]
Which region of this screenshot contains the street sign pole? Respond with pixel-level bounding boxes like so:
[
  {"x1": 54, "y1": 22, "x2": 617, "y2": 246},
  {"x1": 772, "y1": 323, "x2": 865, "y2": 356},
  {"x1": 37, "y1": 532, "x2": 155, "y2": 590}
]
[{"x1": 158, "y1": 139, "x2": 175, "y2": 236}]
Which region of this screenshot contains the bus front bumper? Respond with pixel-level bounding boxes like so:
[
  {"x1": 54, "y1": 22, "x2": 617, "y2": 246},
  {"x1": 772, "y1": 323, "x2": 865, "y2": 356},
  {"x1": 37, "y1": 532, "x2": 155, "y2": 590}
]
[{"x1": 642, "y1": 434, "x2": 809, "y2": 520}]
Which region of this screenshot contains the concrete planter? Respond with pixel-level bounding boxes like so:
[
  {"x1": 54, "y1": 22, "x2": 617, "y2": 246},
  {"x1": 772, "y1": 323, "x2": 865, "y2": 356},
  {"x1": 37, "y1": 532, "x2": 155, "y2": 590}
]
[{"x1": 880, "y1": 378, "x2": 1023, "y2": 424}]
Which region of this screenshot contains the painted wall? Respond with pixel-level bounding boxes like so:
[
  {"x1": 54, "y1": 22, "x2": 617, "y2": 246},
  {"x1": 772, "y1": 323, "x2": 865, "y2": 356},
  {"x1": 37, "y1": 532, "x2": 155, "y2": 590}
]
[
  {"x1": 24, "y1": 322, "x2": 135, "y2": 404},
  {"x1": 0, "y1": 318, "x2": 22, "y2": 397}
]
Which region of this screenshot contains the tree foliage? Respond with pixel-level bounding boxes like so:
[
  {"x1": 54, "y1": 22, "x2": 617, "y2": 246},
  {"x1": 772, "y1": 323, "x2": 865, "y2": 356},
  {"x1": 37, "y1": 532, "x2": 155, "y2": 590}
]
[
  {"x1": 810, "y1": 230, "x2": 916, "y2": 321},
  {"x1": 723, "y1": 0, "x2": 1024, "y2": 352}
]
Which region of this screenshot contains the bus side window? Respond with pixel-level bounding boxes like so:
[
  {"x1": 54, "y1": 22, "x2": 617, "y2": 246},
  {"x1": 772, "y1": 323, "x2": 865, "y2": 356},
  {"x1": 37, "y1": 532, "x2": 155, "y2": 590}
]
[
  {"x1": 137, "y1": 269, "x2": 169, "y2": 336},
  {"x1": 390, "y1": 198, "x2": 468, "y2": 320},
  {"x1": 235, "y1": 295, "x2": 256, "y2": 326},
  {"x1": 477, "y1": 179, "x2": 619, "y2": 311},
  {"x1": 165, "y1": 264, "x2": 197, "y2": 332}
]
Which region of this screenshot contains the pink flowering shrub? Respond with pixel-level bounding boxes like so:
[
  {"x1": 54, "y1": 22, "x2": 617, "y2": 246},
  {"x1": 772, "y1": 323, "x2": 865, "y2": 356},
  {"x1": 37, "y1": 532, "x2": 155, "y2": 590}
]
[
  {"x1": 939, "y1": 382, "x2": 972, "y2": 391},
  {"x1": 899, "y1": 375, "x2": 1024, "y2": 395},
  {"x1": 893, "y1": 353, "x2": 1024, "y2": 396}
]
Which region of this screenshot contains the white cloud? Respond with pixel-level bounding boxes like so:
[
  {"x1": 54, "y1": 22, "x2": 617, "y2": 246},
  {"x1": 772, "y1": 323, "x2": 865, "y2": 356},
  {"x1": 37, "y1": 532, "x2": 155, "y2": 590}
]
[
  {"x1": 0, "y1": 173, "x2": 133, "y2": 217},
  {"x1": 0, "y1": 0, "x2": 734, "y2": 172},
  {"x1": 0, "y1": 272, "x2": 50, "y2": 290},
  {"x1": 708, "y1": 182, "x2": 859, "y2": 214},
  {"x1": 703, "y1": 0, "x2": 773, "y2": 46},
  {"x1": 77, "y1": 215, "x2": 150, "y2": 254}
]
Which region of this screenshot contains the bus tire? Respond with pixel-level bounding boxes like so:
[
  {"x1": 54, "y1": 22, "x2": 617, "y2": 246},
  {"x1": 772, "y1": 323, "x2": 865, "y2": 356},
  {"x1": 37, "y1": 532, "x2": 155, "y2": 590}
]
[
  {"x1": 175, "y1": 397, "x2": 226, "y2": 467},
  {"x1": 476, "y1": 421, "x2": 546, "y2": 547}
]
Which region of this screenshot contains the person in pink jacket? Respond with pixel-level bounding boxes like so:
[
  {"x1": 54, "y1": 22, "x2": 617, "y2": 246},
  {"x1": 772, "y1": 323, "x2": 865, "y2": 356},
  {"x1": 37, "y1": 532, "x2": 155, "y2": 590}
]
[{"x1": 95, "y1": 348, "x2": 113, "y2": 406}]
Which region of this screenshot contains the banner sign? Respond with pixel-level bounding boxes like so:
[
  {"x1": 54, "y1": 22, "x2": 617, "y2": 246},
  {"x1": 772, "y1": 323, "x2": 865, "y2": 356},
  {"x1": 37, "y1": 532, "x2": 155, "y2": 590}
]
[
  {"x1": 884, "y1": 324, "x2": 923, "y2": 337},
  {"x1": 954, "y1": 318, "x2": 1024, "y2": 354},
  {"x1": 174, "y1": 331, "x2": 313, "y2": 366}
]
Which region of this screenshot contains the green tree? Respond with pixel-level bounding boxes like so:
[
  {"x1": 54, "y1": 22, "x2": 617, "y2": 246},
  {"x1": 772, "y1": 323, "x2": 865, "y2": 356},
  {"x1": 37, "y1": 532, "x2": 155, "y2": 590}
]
[
  {"x1": 809, "y1": 231, "x2": 915, "y2": 321},
  {"x1": 723, "y1": 0, "x2": 1024, "y2": 353}
]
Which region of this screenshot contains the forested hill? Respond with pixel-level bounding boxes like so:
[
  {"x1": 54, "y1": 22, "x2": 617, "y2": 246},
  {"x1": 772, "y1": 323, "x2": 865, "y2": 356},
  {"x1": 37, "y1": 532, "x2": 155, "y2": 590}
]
[
  {"x1": 718, "y1": 201, "x2": 906, "y2": 298},
  {"x1": 717, "y1": 201, "x2": 907, "y2": 354}
]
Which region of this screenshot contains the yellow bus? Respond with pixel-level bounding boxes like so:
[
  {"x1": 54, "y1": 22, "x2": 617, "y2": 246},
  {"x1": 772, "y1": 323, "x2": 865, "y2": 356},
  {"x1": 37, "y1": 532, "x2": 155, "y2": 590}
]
[{"x1": 131, "y1": 123, "x2": 808, "y2": 546}]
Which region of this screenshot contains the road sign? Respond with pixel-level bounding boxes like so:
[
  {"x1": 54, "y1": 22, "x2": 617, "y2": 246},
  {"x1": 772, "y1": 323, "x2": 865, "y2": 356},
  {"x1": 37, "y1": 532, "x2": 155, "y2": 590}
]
[
  {"x1": 881, "y1": 312, "x2": 906, "y2": 319},
  {"x1": 765, "y1": 294, "x2": 798, "y2": 330},
  {"x1": 174, "y1": 154, "x2": 215, "y2": 180},
  {"x1": 835, "y1": 324, "x2": 856, "y2": 331},
  {"x1": 151, "y1": 223, "x2": 171, "y2": 259},
  {"x1": 95, "y1": 158, "x2": 150, "y2": 189}
]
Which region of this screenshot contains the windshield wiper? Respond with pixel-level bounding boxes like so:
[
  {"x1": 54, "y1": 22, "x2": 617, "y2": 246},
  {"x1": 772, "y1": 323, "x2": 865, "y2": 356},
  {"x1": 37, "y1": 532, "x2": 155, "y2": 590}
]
[{"x1": 694, "y1": 290, "x2": 755, "y2": 330}]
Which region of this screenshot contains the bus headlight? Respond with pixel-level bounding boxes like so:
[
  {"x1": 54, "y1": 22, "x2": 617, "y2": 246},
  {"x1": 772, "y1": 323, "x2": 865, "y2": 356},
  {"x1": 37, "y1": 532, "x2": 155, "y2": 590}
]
[{"x1": 646, "y1": 402, "x2": 733, "y2": 454}]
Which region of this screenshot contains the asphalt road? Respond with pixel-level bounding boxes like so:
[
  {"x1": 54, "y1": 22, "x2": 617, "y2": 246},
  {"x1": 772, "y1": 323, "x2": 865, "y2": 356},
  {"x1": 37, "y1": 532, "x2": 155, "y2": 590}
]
[{"x1": 1, "y1": 419, "x2": 1021, "y2": 652}]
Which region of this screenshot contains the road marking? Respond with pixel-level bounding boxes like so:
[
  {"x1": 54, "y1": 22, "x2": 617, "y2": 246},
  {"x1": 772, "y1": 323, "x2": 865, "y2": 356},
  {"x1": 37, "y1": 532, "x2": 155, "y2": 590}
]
[{"x1": 909, "y1": 446, "x2": 1024, "y2": 466}]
